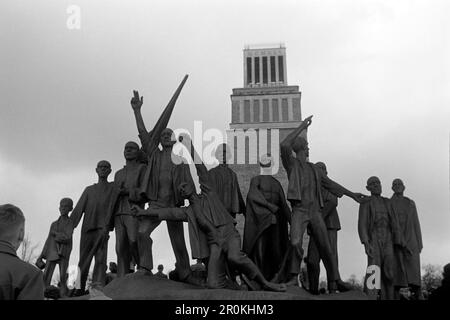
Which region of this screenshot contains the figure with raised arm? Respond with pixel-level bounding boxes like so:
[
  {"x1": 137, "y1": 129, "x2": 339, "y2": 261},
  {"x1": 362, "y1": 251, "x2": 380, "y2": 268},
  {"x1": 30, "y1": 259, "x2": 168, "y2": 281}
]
[
  {"x1": 130, "y1": 76, "x2": 198, "y2": 284},
  {"x1": 280, "y1": 115, "x2": 366, "y2": 292}
]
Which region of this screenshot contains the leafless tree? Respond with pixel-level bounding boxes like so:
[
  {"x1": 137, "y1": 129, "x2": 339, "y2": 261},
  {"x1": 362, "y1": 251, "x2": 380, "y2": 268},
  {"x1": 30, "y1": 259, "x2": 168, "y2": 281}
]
[
  {"x1": 422, "y1": 264, "x2": 443, "y2": 292},
  {"x1": 19, "y1": 233, "x2": 40, "y2": 263}
]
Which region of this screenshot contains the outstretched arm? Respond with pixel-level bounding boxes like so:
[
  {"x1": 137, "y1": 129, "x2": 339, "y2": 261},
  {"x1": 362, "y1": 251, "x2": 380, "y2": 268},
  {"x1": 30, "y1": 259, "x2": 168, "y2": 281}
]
[{"x1": 321, "y1": 174, "x2": 367, "y2": 203}]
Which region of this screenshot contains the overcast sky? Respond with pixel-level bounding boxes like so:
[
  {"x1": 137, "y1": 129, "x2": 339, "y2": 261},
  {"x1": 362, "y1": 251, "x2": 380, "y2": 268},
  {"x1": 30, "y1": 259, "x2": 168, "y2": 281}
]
[{"x1": 1, "y1": 0, "x2": 449, "y2": 282}]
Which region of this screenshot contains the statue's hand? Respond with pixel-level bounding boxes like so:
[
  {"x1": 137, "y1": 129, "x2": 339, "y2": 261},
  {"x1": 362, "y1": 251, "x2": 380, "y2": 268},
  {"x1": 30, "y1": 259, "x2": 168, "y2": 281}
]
[
  {"x1": 130, "y1": 205, "x2": 144, "y2": 217},
  {"x1": 353, "y1": 193, "x2": 370, "y2": 204},
  {"x1": 35, "y1": 258, "x2": 46, "y2": 270},
  {"x1": 271, "y1": 214, "x2": 277, "y2": 224},
  {"x1": 119, "y1": 187, "x2": 129, "y2": 197},
  {"x1": 303, "y1": 115, "x2": 313, "y2": 127},
  {"x1": 364, "y1": 243, "x2": 373, "y2": 258},
  {"x1": 130, "y1": 90, "x2": 143, "y2": 110},
  {"x1": 178, "y1": 133, "x2": 192, "y2": 145}
]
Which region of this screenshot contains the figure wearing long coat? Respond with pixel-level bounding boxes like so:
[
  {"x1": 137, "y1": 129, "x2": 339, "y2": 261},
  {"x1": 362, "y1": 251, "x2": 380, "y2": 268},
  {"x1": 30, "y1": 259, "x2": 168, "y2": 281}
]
[
  {"x1": 39, "y1": 216, "x2": 73, "y2": 287},
  {"x1": 243, "y1": 175, "x2": 291, "y2": 280},
  {"x1": 358, "y1": 196, "x2": 402, "y2": 299},
  {"x1": 390, "y1": 194, "x2": 423, "y2": 288}
]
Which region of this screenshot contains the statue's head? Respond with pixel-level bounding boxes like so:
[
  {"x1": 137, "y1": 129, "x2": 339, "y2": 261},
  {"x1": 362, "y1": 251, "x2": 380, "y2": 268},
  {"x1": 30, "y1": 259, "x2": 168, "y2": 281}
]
[
  {"x1": 0, "y1": 204, "x2": 25, "y2": 250},
  {"x1": 259, "y1": 153, "x2": 273, "y2": 168},
  {"x1": 109, "y1": 262, "x2": 117, "y2": 273},
  {"x1": 444, "y1": 263, "x2": 450, "y2": 280},
  {"x1": 315, "y1": 161, "x2": 327, "y2": 175},
  {"x1": 292, "y1": 137, "x2": 309, "y2": 157},
  {"x1": 391, "y1": 178, "x2": 405, "y2": 195},
  {"x1": 214, "y1": 143, "x2": 232, "y2": 164},
  {"x1": 160, "y1": 128, "x2": 176, "y2": 148},
  {"x1": 59, "y1": 198, "x2": 73, "y2": 216},
  {"x1": 124, "y1": 141, "x2": 139, "y2": 161},
  {"x1": 178, "y1": 182, "x2": 195, "y2": 199},
  {"x1": 96, "y1": 160, "x2": 112, "y2": 179},
  {"x1": 366, "y1": 176, "x2": 382, "y2": 196}
]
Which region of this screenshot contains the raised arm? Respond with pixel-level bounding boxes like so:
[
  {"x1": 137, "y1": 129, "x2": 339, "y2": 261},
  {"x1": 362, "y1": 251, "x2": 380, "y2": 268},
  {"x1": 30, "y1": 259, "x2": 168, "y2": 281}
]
[
  {"x1": 131, "y1": 90, "x2": 148, "y2": 137},
  {"x1": 280, "y1": 115, "x2": 312, "y2": 148},
  {"x1": 132, "y1": 75, "x2": 189, "y2": 154}
]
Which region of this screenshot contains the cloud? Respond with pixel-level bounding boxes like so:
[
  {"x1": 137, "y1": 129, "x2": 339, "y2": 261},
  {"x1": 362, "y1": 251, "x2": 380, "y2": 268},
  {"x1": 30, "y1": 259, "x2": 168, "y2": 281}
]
[{"x1": 1, "y1": 0, "x2": 449, "y2": 279}]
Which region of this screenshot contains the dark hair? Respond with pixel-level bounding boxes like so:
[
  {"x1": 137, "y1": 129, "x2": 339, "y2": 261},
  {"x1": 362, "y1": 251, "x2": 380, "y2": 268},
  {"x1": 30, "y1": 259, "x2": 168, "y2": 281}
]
[{"x1": 0, "y1": 204, "x2": 25, "y2": 240}]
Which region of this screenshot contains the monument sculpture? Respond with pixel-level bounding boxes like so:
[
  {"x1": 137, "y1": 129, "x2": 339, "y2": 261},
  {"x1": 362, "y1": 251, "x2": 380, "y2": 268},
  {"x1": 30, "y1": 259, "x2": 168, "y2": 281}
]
[
  {"x1": 36, "y1": 198, "x2": 74, "y2": 296},
  {"x1": 130, "y1": 76, "x2": 200, "y2": 285},
  {"x1": 390, "y1": 178, "x2": 423, "y2": 299},
  {"x1": 279, "y1": 115, "x2": 366, "y2": 292},
  {"x1": 306, "y1": 162, "x2": 351, "y2": 294},
  {"x1": 111, "y1": 141, "x2": 147, "y2": 277},
  {"x1": 70, "y1": 160, "x2": 116, "y2": 292},
  {"x1": 358, "y1": 176, "x2": 403, "y2": 300},
  {"x1": 133, "y1": 134, "x2": 287, "y2": 292},
  {"x1": 243, "y1": 154, "x2": 291, "y2": 281}
]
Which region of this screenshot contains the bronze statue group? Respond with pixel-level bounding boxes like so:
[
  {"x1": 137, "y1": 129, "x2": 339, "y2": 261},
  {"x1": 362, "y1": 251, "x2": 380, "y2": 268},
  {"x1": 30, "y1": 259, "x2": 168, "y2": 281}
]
[{"x1": 33, "y1": 76, "x2": 423, "y2": 300}]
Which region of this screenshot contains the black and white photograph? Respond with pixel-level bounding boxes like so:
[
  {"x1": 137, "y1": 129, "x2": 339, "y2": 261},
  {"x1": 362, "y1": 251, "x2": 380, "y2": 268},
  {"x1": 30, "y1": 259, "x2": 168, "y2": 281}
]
[{"x1": 1, "y1": 0, "x2": 449, "y2": 311}]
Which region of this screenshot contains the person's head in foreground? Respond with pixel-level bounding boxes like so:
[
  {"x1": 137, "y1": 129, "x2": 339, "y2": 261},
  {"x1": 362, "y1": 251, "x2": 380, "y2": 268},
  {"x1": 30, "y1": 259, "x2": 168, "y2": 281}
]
[{"x1": 0, "y1": 204, "x2": 25, "y2": 250}]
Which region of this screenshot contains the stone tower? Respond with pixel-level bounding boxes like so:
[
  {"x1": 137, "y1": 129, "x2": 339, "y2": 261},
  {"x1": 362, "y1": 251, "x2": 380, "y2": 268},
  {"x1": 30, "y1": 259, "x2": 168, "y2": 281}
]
[{"x1": 227, "y1": 44, "x2": 305, "y2": 200}]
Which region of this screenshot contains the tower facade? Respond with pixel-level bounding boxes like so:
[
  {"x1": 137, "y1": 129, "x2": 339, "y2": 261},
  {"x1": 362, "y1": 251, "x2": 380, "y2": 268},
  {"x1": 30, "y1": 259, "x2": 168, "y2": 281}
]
[
  {"x1": 230, "y1": 45, "x2": 302, "y2": 134},
  {"x1": 227, "y1": 44, "x2": 304, "y2": 200}
]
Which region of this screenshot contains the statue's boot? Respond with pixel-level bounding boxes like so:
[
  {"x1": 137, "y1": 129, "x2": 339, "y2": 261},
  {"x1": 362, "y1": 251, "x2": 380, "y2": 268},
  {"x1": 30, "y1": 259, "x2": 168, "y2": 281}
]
[
  {"x1": 284, "y1": 275, "x2": 299, "y2": 287},
  {"x1": 184, "y1": 273, "x2": 207, "y2": 288},
  {"x1": 327, "y1": 281, "x2": 338, "y2": 294},
  {"x1": 336, "y1": 279, "x2": 353, "y2": 292}
]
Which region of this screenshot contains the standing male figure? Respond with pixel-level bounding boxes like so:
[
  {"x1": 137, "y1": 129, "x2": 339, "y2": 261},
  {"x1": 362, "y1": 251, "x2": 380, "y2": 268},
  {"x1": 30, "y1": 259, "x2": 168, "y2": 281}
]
[
  {"x1": 36, "y1": 198, "x2": 74, "y2": 296},
  {"x1": 130, "y1": 78, "x2": 197, "y2": 283},
  {"x1": 0, "y1": 204, "x2": 44, "y2": 300},
  {"x1": 112, "y1": 141, "x2": 148, "y2": 277},
  {"x1": 306, "y1": 162, "x2": 351, "y2": 294},
  {"x1": 280, "y1": 115, "x2": 365, "y2": 292},
  {"x1": 243, "y1": 154, "x2": 291, "y2": 281},
  {"x1": 70, "y1": 160, "x2": 116, "y2": 291},
  {"x1": 208, "y1": 143, "x2": 245, "y2": 219},
  {"x1": 390, "y1": 178, "x2": 423, "y2": 299},
  {"x1": 358, "y1": 176, "x2": 403, "y2": 300}
]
